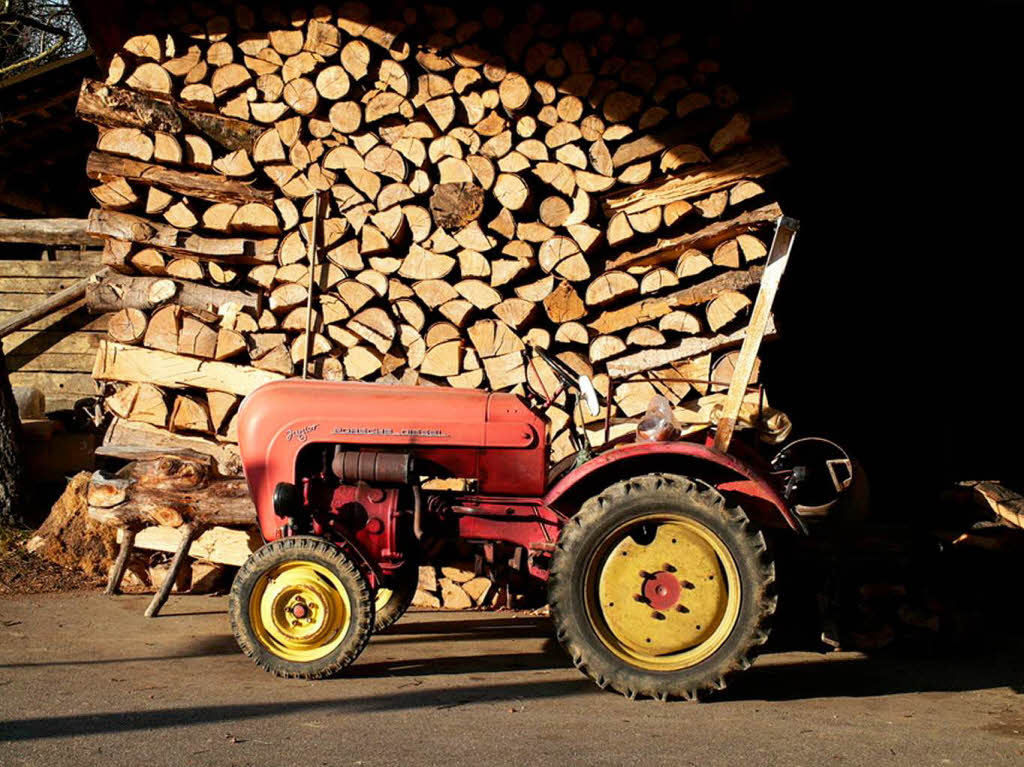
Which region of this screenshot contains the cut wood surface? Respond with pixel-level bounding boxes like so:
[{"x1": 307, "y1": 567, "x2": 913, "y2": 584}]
[{"x1": 125, "y1": 525, "x2": 260, "y2": 566}]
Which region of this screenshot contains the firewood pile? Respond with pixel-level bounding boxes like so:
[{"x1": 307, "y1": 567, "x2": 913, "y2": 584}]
[
  {"x1": 77, "y1": 1, "x2": 791, "y2": 468},
  {"x1": 413, "y1": 562, "x2": 504, "y2": 610}
]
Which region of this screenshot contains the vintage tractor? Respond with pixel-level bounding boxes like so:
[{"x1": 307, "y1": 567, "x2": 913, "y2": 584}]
[{"x1": 228, "y1": 218, "x2": 856, "y2": 700}]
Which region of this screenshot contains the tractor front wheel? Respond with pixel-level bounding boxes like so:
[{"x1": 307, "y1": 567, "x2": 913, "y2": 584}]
[
  {"x1": 548, "y1": 473, "x2": 776, "y2": 701},
  {"x1": 373, "y1": 559, "x2": 418, "y2": 632},
  {"x1": 229, "y1": 536, "x2": 374, "y2": 679}
]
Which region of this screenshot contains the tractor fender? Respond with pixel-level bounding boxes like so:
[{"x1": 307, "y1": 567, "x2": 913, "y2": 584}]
[{"x1": 543, "y1": 441, "x2": 805, "y2": 533}]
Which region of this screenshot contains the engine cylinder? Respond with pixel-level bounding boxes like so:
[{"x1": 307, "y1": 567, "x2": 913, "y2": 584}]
[{"x1": 331, "y1": 448, "x2": 413, "y2": 484}]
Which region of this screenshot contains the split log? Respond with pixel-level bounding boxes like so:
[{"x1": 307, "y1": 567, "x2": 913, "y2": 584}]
[
  {"x1": 99, "y1": 418, "x2": 242, "y2": 476},
  {"x1": 86, "y1": 209, "x2": 278, "y2": 263},
  {"x1": 607, "y1": 316, "x2": 778, "y2": 378},
  {"x1": 92, "y1": 339, "x2": 285, "y2": 395},
  {"x1": 589, "y1": 266, "x2": 765, "y2": 334},
  {"x1": 602, "y1": 145, "x2": 789, "y2": 216},
  {"x1": 606, "y1": 204, "x2": 783, "y2": 271}
]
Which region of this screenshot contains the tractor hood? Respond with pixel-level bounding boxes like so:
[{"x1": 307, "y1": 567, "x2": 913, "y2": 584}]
[
  {"x1": 236, "y1": 379, "x2": 539, "y2": 453},
  {"x1": 236, "y1": 380, "x2": 548, "y2": 538}
]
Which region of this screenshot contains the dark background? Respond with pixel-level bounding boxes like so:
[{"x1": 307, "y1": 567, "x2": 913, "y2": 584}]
[{"x1": 724, "y1": 2, "x2": 1022, "y2": 511}]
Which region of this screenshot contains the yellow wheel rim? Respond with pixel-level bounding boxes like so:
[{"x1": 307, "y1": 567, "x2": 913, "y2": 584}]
[
  {"x1": 374, "y1": 587, "x2": 393, "y2": 613},
  {"x1": 585, "y1": 514, "x2": 741, "y2": 671},
  {"x1": 248, "y1": 562, "x2": 351, "y2": 662}
]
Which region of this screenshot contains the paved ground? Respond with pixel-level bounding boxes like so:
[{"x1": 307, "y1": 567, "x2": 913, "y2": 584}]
[{"x1": 0, "y1": 593, "x2": 1022, "y2": 767}]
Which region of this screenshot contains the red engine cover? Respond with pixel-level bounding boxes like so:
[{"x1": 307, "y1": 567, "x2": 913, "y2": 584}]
[{"x1": 237, "y1": 380, "x2": 548, "y2": 540}]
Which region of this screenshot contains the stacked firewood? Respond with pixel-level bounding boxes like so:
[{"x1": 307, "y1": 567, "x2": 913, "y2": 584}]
[
  {"x1": 78, "y1": 1, "x2": 790, "y2": 467},
  {"x1": 412, "y1": 563, "x2": 502, "y2": 610}
]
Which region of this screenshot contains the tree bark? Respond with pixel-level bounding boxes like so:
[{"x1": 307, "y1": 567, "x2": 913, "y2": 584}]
[
  {"x1": 77, "y1": 79, "x2": 262, "y2": 152},
  {"x1": 86, "y1": 151, "x2": 273, "y2": 205},
  {"x1": 0, "y1": 347, "x2": 26, "y2": 528},
  {"x1": 85, "y1": 273, "x2": 260, "y2": 314}
]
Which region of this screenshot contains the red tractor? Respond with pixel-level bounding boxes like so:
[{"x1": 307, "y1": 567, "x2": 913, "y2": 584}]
[{"x1": 228, "y1": 218, "x2": 856, "y2": 700}]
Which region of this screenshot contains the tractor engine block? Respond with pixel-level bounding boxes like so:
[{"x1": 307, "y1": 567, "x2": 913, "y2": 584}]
[{"x1": 310, "y1": 476, "x2": 407, "y2": 574}]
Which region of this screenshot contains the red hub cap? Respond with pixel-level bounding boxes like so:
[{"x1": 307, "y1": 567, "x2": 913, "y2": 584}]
[
  {"x1": 291, "y1": 603, "x2": 308, "y2": 619},
  {"x1": 642, "y1": 571, "x2": 682, "y2": 611}
]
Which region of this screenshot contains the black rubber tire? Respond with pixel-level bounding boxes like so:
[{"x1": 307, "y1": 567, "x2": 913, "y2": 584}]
[
  {"x1": 373, "y1": 559, "x2": 419, "y2": 632},
  {"x1": 548, "y1": 473, "x2": 776, "y2": 701},
  {"x1": 229, "y1": 536, "x2": 374, "y2": 679}
]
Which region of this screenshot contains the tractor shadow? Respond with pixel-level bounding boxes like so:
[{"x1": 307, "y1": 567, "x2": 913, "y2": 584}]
[
  {"x1": 359, "y1": 615, "x2": 570, "y2": 677},
  {"x1": 721, "y1": 646, "x2": 1024, "y2": 702},
  {"x1": 370, "y1": 613, "x2": 1024, "y2": 699}
]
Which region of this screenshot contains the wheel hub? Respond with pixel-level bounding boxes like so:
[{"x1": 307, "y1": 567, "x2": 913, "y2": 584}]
[
  {"x1": 592, "y1": 517, "x2": 737, "y2": 667},
  {"x1": 642, "y1": 571, "x2": 682, "y2": 611}
]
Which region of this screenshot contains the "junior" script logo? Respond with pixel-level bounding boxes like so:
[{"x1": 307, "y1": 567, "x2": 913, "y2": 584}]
[{"x1": 285, "y1": 424, "x2": 319, "y2": 442}]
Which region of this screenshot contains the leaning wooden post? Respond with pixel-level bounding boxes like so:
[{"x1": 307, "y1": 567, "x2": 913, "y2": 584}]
[
  {"x1": 0, "y1": 268, "x2": 110, "y2": 339},
  {"x1": 713, "y1": 216, "x2": 799, "y2": 453},
  {"x1": 105, "y1": 526, "x2": 137, "y2": 595},
  {"x1": 144, "y1": 522, "x2": 197, "y2": 618},
  {"x1": 302, "y1": 190, "x2": 322, "y2": 380}
]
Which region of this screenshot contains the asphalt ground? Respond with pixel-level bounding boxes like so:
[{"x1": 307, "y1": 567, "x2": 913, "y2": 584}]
[{"x1": 1, "y1": 592, "x2": 1022, "y2": 766}]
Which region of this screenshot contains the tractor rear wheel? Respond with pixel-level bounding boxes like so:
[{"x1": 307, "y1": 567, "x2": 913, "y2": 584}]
[
  {"x1": 229, "y1": 536, "x2": 374, "y2": 679},
  {"x1": 548, "y1": 473, "x2": 776, "y2": 701},
  {"x1": 373, "y1": 559, "x2": 418, "y2": 632}
]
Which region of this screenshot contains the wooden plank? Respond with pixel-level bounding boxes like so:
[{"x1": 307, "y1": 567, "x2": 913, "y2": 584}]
[
  {"x1": 55, "y1": 250, "x2": 102, "y2": 263},
  {"x1": 7, "y1": 353, "x2": 97, "y2": 373},
  {"x1": 2, "y1": 330, "x2": 103, "y2": 356},
  {"x1": 0, "y1": 260, "x2": 101, "y2": 278},
  {"x1": 9, "y1": 371, "x2": 98, "y2": 396},
  {"x1": 121, "y1": 525, "x2": 260, "y2": 566},
  {"x1": 0, "y1": 304, "x2": 109, "y2": 332},
  {"x1": 0, "y1": 276, "x2": 94, "y2": 294},
  {"x1": 0, "y1": 269, "x2": 108, "y2": 339},
  {"x1": 92, "y1": 339, "x2": 286, "y2": 395},
  {"x1": 714, "y1": 218, "x2": 795, "y2": 452}
]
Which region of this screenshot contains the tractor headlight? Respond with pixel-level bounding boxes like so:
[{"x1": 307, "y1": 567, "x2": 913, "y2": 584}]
[{"x1": 273, "y1": 482, "x2": 302, "y2": 517}]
